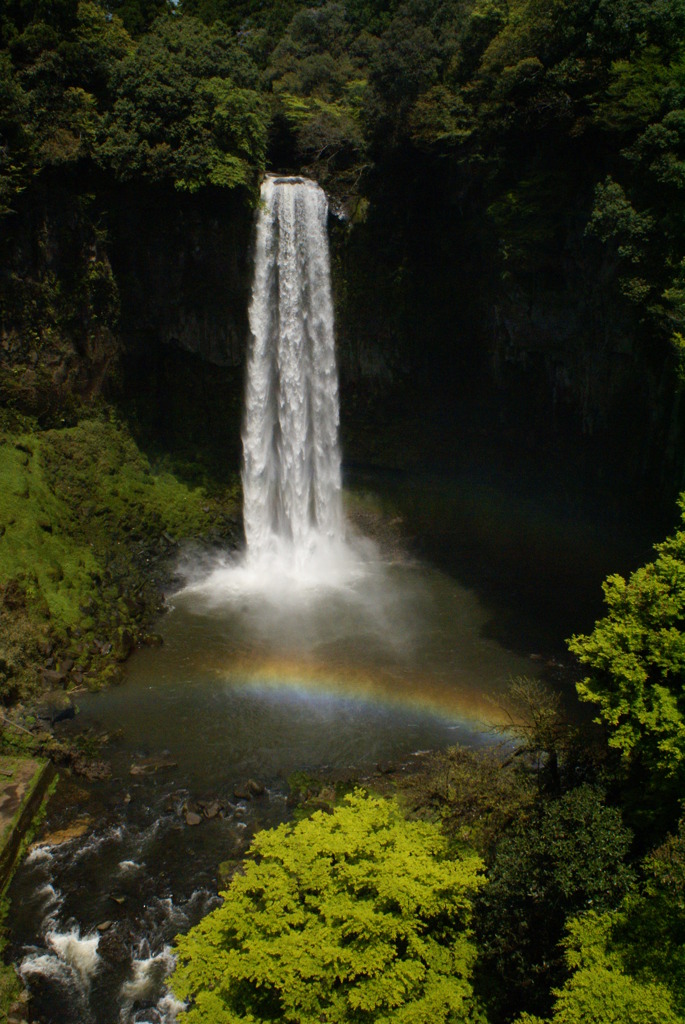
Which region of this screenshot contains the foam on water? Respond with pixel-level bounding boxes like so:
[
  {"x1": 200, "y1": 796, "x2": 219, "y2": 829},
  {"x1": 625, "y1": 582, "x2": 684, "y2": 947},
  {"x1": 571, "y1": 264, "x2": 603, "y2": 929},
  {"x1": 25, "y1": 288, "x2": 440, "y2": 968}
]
[
  {"x1": 20, "y1": 926, "x2": 101, "y2": 1019},
  {"x1": 120, "y1": 948, "x2": 177, "y2": 1009},
  {"x1": 176, "y1": 532, "x2": 378, "y2": 606},
  {"x1": 25, "y1": 845, "x2": 55, "y2": 865},
  {"x1": 46, "y1": 929, "x2": 100, "y2": 986},
  {"x1": 16, "y1": 851, "x2": 220, "y2": 1024}
]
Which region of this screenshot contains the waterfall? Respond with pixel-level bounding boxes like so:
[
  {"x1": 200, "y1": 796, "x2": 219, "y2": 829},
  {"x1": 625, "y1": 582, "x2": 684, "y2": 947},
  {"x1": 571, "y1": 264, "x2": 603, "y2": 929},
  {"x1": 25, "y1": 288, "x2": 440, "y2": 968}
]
[
  {"x1": 242, "y1": 176, "x2": 344, "y2": 562},
  {"x1": 177, "y1": 173, "x2": 368, "y2": 601}
]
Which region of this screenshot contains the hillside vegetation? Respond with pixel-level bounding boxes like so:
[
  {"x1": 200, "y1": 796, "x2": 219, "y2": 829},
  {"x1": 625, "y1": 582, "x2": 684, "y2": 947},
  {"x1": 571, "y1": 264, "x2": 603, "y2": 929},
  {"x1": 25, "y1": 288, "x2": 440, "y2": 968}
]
[{"x1": 0, "y1": 410, "x2": 239, "y2": 703}]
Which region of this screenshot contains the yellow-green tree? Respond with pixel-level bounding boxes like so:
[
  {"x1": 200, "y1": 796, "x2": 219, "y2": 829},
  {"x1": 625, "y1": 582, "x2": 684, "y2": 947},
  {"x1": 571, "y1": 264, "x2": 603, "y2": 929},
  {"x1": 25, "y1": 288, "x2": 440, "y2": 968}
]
[
  {"x1": 568, "y1": 502, "x2": 685, "y2": 789},
  {"x1": 171, "y1": 790, "x2": 486, "y2": 1023}
]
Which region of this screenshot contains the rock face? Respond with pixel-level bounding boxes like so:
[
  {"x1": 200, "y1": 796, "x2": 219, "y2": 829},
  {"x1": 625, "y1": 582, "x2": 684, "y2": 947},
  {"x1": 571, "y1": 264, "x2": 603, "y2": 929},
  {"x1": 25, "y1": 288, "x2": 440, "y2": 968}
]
[
  {"x1": 0, "y1": 177, "x2": 120, "y2": 420},
  {"x1": 0, "y1": 177, "x2": 253, "y2": 430},
  {"x1": 2, "y1": 166, "x2": 681, "y2": 523},
  {"x1": 109, "y1": 184, "x2": 253, "y2": 370},
  {"x1": 329, "y1": 171, "x2": 685, "y2": 518}
]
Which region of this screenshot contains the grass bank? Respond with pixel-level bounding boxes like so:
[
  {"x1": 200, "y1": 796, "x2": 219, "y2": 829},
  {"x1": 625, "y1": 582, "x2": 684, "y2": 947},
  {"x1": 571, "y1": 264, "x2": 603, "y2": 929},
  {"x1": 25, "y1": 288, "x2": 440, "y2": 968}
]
[{"x1": 0, "y1": 409, "x2": 240, "y2": 706}]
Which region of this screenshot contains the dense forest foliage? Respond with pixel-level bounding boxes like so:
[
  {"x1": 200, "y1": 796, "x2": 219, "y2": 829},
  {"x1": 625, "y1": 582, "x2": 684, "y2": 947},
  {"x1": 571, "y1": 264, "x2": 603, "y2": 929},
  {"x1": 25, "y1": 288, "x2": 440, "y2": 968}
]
[
  {"x1": 1, "y1": 0, "x2": 685, "y2": 1022},
  {"x1": 2, "y1": 0, "x2": 685, "y2": 352}
]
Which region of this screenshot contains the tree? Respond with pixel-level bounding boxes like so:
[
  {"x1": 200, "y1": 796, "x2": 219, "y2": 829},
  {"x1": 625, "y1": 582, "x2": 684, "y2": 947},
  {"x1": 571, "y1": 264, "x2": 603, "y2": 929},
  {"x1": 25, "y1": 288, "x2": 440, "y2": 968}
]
[
  {"x1": 1, "y1": 2, "x2": 133, "y2": 175},
  {"x1": 96, "y1": 16, "x2": 269, "y2": 193},
  {"x1": 475, "y1": 785, "x2": 635, "y2": 1020},
  {"x1": 584, "y1": 40, "x2": 685, "y2": 348},
  {"x1": 170, "y1": 790, "x2": 486, "y2": 1023},
  {"x1": 179, "y1": 0, "x2": 303, "y2": 40},
  {"x1": 401, "y1": 743, "x2": 536, "y2": 860},
  {"x1": 517, "y1": 818, "x2": 685, "y2": 1024},
  {"x1": 103, "y1": 0, "x2": 171, "y2": 37},
  {"x1": 0, "y1": 0, "x2": 81, "y2": 44},
  {"x1": 0, "y1": 51, "x2": 31, "y2": 214},
  {"x1": 265, "y1": 3, "x2": 368, "y2": 172},
  {"x1": 568, "y1": 502, "x2": 685, "y2": 791}
]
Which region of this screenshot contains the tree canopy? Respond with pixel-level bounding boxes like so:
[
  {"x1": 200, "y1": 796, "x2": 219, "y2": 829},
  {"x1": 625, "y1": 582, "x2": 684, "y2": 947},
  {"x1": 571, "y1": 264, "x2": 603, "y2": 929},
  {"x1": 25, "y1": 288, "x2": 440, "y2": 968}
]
[
  {"x1": 519, "y1": 818, "x2": 685, "y2": 1024},
  {"x1": 475, "y1": 784, "x2": 635, "y2": 1019},
  {"x1": 569, "y1": 501, "x2": 685, "y2": 788},
  {"x1": 97, "y1": 16, "x2": 269, "y2": 192},
  {"x1": 170, "y1": 790, "x2": 486, "y2": 1023}
]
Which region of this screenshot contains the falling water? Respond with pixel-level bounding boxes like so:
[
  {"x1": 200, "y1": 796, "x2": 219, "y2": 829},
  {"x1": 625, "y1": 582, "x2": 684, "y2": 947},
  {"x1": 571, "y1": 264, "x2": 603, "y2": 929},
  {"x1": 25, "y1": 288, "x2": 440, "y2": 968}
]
[{"x1": 242, "y1": 175, "x2": 344, "y2": 562}]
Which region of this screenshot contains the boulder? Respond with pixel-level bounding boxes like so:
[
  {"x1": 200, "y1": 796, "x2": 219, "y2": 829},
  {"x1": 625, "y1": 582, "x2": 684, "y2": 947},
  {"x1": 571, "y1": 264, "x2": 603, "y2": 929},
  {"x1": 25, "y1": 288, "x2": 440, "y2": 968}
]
[
  {"x1": 51, "y1": 704, "x2": 76, "y2": 725},
  {"x1": 41, "y1": 668, "x2": 66, "y2": 687},
  {"x1": 98, "y1": 929, "x2": 130, "y2": 966},
  {"x1": 73, "y1": 758, "x2": 112, "y2": 781},
  {"x1": 32, "y1": 819, "x2": 91, "y2": 849},
  {"x1": 129, "y1": 756, "x2": 178, "y2": 776},
  {"x1": 234, "y1": 779, "x2": 266, "y2": 800}
]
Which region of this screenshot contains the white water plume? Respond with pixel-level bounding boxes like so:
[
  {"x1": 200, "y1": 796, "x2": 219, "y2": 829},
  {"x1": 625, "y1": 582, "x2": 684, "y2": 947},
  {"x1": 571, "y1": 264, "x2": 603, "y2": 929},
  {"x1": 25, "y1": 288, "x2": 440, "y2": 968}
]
[
  {"x1": 174, "y1": 175, "x2": 420, "y2": 646},
  {"x1": 241, "y1": 174, "x2": 345, "y2": 582},
  {"x1": 119, "y1": 947, "x2": 177, "y2": 1012},
  {"x1": 46, "y1": 929, "x2": 100, "y2": 987},
  {"x1": 35, "y1": 882, "x2": 63, "y2": 928},
  {"x1": 174, "y1": 175, "x2": 386, "y2": 613},
  {"x1": 25, "y1": 845, "x2": 55, "y2": 865},
  {"x1": 20, "y1": 926, "x2": 101, "y2": 1020}
]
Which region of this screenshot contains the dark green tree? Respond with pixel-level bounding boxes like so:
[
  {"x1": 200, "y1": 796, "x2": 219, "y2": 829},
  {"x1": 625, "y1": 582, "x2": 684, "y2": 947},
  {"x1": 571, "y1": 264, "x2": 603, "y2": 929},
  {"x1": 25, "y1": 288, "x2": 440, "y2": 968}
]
[
  {"x1": 518, "y1": 818, "x2": 685, "y2": 1024},
  {"x1": 475, "y1": 785, "x2": 635, "y2": 1020},
  {"x1": 0, "y1": 51, "x2": 31, "y2": 213},
  {"x1": 2, "y1": 2, "x2": 132, "y2": 173},
  {"x1": 103, "y1": 0, "x2": 170, "y2": 36},
  {"x1": 265, "y1": 3, "x2": 369, "y2": 173},
  {"x1": 97, "y1": 16, "x2": 269, "y2": 192},
  {"x1": 1, "y1": 0, "x2": 80, "y2": 46}
]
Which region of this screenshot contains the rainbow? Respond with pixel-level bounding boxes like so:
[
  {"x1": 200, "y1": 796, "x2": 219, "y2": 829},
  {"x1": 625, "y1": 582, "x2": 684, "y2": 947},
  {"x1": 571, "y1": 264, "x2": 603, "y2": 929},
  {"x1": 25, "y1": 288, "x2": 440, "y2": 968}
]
[{"x1": 203, "y1": 652, "x2": 513, "y2": 734}]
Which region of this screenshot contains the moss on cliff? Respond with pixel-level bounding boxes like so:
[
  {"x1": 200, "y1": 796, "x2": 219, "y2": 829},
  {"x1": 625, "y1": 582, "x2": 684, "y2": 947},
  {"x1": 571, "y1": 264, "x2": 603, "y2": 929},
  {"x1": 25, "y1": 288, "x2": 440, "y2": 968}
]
[{"x1": 0, "y1": 411, "x2": 240, "y2": 704}]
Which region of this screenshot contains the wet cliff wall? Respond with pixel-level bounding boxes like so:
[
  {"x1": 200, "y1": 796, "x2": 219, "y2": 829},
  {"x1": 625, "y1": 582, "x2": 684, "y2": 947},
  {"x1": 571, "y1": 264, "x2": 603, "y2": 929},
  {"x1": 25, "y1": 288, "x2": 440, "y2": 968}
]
[
  {"x1": 2, "y1": 165, "x2": 684, "y2": 525},
  {"x1": 329, "y1": 153, "x2": 685, "y2": 527},
  {"x1": 109, "y1": 184, "x2": 253, "y2": 370},
  {"x1": 0, "y1": 175, "x2": 252, "y2": 472},
  {"x1": 0, "y1": 174, "x2": 121, "y2": 424}
]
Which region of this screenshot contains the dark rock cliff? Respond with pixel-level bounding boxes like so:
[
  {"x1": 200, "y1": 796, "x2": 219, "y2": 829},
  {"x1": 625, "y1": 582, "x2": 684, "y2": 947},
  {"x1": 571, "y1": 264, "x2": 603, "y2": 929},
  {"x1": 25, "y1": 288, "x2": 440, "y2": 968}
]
[
  {"x1": 329, "y1": 161, "x2": 685, "y2": 524},
  {"x1": 108, "y1": 184, "x2": 253, "y2": 370},
  {"x1": 2, "y1": 168, "x2": 683, "y2": 524},
  {"x1": 0, "y1": 175, "x2": 120, "y2": 422}
]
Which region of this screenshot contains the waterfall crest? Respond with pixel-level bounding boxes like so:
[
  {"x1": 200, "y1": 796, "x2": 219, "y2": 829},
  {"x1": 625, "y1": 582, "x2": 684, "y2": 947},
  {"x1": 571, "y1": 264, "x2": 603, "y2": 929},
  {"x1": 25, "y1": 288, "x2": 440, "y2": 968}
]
[{"x1": 242, "y1": 176, "x2": 344, "y2": 563}]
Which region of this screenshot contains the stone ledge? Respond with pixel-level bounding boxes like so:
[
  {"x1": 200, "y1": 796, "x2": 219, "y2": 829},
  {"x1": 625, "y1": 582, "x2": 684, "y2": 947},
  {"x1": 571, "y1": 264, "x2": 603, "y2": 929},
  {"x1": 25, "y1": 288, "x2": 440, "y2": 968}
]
[{"x1": 0, "y1": 756, "x2": 57, "y2": 893}]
